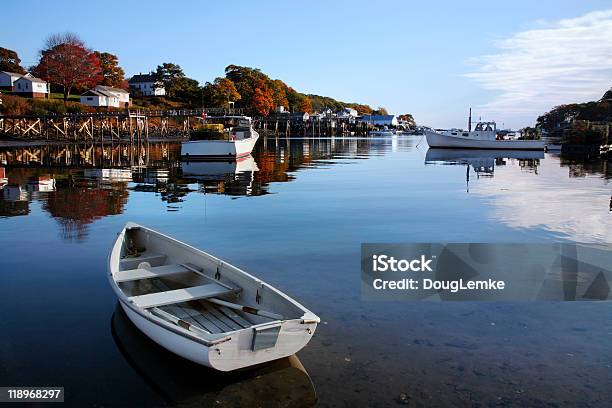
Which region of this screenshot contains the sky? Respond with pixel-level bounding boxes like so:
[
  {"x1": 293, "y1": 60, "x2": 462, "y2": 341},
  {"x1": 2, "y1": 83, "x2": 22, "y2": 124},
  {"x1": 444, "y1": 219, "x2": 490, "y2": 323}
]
[{"x1": 2, "y1": 0, "x2": 612, "y2": 129}]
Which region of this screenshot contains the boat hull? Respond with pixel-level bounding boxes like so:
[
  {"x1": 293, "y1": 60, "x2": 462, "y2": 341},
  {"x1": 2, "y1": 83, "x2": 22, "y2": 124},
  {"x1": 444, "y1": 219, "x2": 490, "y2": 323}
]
[
  {"x1": 425, "y1": 130, "x2": 544, "y2": 150},
  {"x1": 181, "y1": 133, "x2": 259, "y2": 160},
  {"x1": 108, "y1": 222, "x2": 318, "y2": 371}
]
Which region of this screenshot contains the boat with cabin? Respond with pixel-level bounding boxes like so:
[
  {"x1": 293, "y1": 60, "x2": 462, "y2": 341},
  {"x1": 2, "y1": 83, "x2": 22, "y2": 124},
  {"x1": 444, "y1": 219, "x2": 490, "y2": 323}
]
[
  {"x1": 108, "y1": 223, "x2": 319, "y2": 371},
  {"x1": 425, "y1": 110, "x2": 545, "y2": 150},
  {"x1": 181, "y1": 116, "x2": 259, "y2": 160}
]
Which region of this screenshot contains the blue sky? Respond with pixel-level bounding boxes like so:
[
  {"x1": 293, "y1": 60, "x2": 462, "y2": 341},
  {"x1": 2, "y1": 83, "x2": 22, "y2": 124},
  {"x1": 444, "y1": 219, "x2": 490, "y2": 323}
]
[{"x1": 2, "y1": 0, "x2": 612, "y2": 128}]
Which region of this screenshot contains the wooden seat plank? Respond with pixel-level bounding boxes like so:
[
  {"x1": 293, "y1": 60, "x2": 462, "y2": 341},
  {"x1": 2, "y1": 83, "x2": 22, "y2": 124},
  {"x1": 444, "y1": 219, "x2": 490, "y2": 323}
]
[
  {"x1": 129, "y1": 283, "x2": 232, "y2": 309},
  {"x1": 115, "y1": 264, "x2": 190, "y2": 283}
]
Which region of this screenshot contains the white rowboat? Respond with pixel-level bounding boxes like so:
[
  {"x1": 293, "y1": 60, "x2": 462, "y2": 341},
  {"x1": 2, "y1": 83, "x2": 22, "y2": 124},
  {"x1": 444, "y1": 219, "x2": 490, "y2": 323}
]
[{"x1": 108, "y1": 223, "x2": 319, "y2": 371}]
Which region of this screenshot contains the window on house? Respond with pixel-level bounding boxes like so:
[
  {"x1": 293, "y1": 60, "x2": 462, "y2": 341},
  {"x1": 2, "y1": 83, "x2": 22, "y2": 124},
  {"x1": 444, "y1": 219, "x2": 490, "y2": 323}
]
[{"x1": 87, "y1": 97, "x2": 93, "y2": 101}]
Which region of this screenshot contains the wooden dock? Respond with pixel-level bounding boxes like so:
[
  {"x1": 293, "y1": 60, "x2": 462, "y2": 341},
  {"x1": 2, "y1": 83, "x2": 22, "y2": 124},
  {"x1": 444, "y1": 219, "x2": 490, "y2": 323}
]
[{"x1": 0, "y1": 108, "x2": 243, "y2": 142}]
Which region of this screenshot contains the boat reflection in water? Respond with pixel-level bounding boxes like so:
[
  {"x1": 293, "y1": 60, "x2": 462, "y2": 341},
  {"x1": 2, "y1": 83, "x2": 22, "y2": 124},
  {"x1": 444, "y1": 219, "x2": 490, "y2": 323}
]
[
  {"x1": 111, "y1": 304, "x2": 317, "y2": 407},
  {"x1": 181, "y1": 155, "x2": 259, "y2": 196},
  {"x1": 425, "y1": 148, "x2": 544, "y2": 191}
]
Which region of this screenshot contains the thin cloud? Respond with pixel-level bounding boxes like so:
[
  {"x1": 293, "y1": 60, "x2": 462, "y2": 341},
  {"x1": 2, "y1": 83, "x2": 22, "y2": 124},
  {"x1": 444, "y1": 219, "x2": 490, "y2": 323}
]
[{"x1": 466, "y1": 10, "x2": 612, "y2": 128}]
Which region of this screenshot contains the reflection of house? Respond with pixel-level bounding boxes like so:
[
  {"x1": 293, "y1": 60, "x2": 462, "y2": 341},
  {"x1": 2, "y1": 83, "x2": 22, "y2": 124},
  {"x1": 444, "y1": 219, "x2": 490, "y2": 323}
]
[
  {"x1": 0, "y1": 167, "x2": 6, "y2": 188},
  {"x1": 14, "y1": 75, "x2": 49, "y2": 98},
  {"x1": 25, "y1": 175, "x2": 56, "y2": 192},
  {"x1": 128, "y1": 73, "x2": 165, "y2": 96},
  {"x1": 83, "y1": 168, "x2": 133, "y2": 182},
  {"x1": 358, "y1": 115, "x2": 398, "y2": 126},
  {"x1": 0, "y1": 186, "x2": 29, "y2": 217},
  {"x1": 81, "y1": 85, "x2": 130, "y2": 108},
  {"x1": 0, "y1": 71, "x2": 32, "y2": 91},
  {"x1": 1, "y1": 185, "x2": 27, "y2": 201}
]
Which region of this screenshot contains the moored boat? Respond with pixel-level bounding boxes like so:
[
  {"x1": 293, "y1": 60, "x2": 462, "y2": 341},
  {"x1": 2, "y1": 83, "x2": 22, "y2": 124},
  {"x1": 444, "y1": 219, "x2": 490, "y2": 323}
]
[
  {"x1": 425, "y1": 122, "x2": 545, "y2": 150},
  {"x1": 108, "y1": 222, "x2": 319, "y2": 371},
  {"x1": 181, "y1": 116, "x2": 259, "y2": 160}
]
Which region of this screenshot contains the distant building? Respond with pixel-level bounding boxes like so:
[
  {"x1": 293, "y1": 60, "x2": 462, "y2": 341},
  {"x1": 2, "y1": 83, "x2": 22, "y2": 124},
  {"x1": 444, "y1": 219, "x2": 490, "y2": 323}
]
[
  {"x1": 128, "y1": 73, "x2": 165, "y2": 96},
  {"x1": 337, "y1": 107, "x2": 358, "y2": 118},
  {"x1": 276, "y1": 105, "x2": 286, "y2": 113},
  {"x1": 0, "y1": 71, "x2": 32, "y2": 91},
  {"x1": 358, "y1": 115, "x2": 398, "y2": 126},
  {"x1": 80, "y1": 88, "x2": 120, "y2": 108},
  {"x1": 13, "y1": 76, "x2": 49, "y2": 98},
  {"x1": 290, "y1": 112, "x2": 310, "y2": 122},
  {"x1": 94, "y1": 85, "x2": 130, "y2": 106}
]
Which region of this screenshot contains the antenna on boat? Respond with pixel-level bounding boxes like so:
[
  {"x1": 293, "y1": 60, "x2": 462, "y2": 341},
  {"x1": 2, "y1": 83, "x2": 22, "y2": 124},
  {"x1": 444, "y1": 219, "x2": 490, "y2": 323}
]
[{"x1": 468, "y1": 108, "x2": 472, "y2": 132}]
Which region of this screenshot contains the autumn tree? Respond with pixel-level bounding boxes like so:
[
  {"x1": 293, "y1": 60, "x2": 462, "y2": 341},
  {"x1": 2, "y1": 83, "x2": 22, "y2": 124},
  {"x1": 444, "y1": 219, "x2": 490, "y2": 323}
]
[
  {"x1": 34, "y1": 32, "x2": 102, "y2": 100},
  {"x1": 0, "y1": 47, "x2": 25, "y2": 74},
  {"x1": 398, "y1": 114, "x2": 416, "y2": 126},
  {"x1": 94, "y1": 51, "x2": 125, "y2": 88},
  {"x1": 298, "y1": 96, "x2": 313, "y2": 113},
  {"x1": 269, "y1": 79, "x2": 289, "y2": 108},
  {"x1": 373, "y1": 106, "x2": 389, "y2": 115},
  {"x1": 252, "y1": 79, "x2": 274, "y2": 116},
  {"x1": 203, "y1": 77, "x2": 241, "y2": 107}
]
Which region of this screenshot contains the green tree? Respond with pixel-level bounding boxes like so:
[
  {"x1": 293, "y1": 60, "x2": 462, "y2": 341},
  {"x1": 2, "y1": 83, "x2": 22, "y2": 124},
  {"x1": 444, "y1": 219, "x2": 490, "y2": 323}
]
[
  {"x1": 155, "y1": 62, "x2": 185, "y2": 96},
  {"x1": 0, "y1": 47, "x2": 26, "y2": 74},
  {"x1": 94, "y1": 51, "x2": 125, "y2": 88}
]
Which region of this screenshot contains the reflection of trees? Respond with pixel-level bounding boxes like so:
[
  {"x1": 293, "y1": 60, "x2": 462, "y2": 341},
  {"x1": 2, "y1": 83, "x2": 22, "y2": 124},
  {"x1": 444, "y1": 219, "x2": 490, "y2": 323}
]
[
  {"x1": 0, "y1": 198, "x2": 29, "y2": 217},
  {"x1": 42, "y1": 182, "x2": 129, "y2": 241},
  {"x1": 560, "y1": 157, "x2": 611, "y2": 179}
]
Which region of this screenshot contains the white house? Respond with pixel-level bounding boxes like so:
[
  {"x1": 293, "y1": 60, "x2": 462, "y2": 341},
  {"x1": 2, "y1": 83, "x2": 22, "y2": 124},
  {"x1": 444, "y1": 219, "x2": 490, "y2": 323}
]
[
  {"x1": 13, "y1": 76, "x2": 49, "y2": 98},
  {"x1": 358, "y1": 115, "x2": 398, "y2": 126},
  {"x1": 128, "y1": 73, "x2": 165, "y2": 96},
  {"x1": 337, "y1": 107, "x2": 358, "y2": 118},
  {"x1": 95, "y1": 85, "x2": 130, "y2": 107},
  {"x1": 0, "y1": 71, "x2": 33, "y2": 91},
  {"x1": 80, "y1": 88, "x2": 120, "y2": 108}
]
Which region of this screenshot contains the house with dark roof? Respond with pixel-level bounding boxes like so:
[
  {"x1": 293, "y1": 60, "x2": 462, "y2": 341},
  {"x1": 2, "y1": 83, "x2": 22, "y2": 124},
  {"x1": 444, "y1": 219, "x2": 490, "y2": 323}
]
[
  {"x1": 13, "y1": 75, "x2": 49, "y2": 98},
  {"x1": 128, "y1": 73, "x2": 165, "y2": 96},
  {"x1": 0, "y1": 71, "x2": 33, "y2": 91}
]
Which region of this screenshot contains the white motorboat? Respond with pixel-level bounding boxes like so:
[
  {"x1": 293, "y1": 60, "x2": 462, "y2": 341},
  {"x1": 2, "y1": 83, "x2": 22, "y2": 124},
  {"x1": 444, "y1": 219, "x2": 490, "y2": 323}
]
[
  {"x1": 108, "y1": 223, "x2": 319, "y2": 371},
  {"x1": 182, "y1": 116, "x2": 259, "y2": 160},
  {"x1": 425, "y1": 121, "x2": 545, "y2": 150}
]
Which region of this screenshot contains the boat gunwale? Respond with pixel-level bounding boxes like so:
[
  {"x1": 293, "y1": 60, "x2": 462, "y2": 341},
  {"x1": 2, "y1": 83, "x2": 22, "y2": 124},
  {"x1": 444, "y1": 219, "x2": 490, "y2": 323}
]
[{"x1": 108, "y1": 222, "x2": 319, "y2": 347}]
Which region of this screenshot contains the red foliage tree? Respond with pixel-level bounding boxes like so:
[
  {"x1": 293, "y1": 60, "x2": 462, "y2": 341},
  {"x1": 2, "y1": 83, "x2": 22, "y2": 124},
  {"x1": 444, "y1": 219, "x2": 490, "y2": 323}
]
[
  {"x1": 35, "y1": 38, "x2": 102, "y2": 101},
  {"x1": 251, "y1": 79, "x2": 274, "y2": 116}
]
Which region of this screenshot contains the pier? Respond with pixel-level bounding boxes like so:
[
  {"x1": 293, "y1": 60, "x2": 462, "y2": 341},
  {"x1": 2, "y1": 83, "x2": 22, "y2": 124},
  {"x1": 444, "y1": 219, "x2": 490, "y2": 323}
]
[{"x1": 0, "y1": 108, "x2": 244, "y2": 142}]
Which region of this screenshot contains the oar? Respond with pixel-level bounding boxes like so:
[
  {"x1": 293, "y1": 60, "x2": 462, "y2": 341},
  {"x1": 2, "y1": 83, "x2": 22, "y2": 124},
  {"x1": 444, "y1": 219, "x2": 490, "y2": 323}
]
[
  {"x1": 150, "y1": 307, "x2": 211, "y2": 336},
  {"x1": 207, "y1": 298, "x2": 284, "y2": 320}
]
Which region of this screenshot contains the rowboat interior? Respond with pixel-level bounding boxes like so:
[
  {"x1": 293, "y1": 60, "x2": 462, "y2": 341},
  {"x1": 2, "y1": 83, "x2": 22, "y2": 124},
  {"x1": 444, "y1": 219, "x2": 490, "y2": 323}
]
[{"x1": 113, "y1": 226, "x2": 308, "y2": 342}]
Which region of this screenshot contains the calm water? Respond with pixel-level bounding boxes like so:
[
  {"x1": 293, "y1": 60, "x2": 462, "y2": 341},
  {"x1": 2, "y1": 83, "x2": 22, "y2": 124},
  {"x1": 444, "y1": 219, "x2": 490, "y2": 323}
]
[{"x1": 0, "y1": 136, "x2": 611, "y2": 407}]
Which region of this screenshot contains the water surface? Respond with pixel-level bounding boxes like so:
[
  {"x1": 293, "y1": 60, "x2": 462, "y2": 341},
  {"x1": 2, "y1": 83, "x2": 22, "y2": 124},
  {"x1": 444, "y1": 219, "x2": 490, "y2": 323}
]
[{"x1": 0, "y1": 136, "x2": 611, "y2": 406}]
